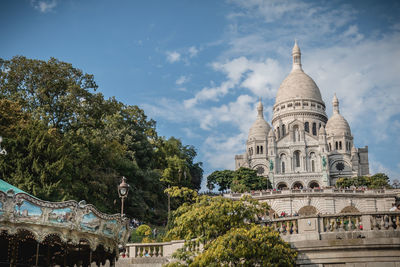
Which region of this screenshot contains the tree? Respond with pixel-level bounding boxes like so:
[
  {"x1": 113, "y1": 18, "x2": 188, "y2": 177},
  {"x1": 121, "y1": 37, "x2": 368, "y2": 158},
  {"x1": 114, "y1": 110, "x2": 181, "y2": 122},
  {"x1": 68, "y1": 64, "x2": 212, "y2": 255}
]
[
  {"x1": 369, "y1": 173, "x2": 391, "y2": 189},
  {"x1": 206, "y1": 170, "x2": 234, "y2": 192},
  {"x1": 164, "y1": 187, "x2": 296, "y2": 266},
  {"x1": 191, "y1": 225, "x2": 297, "y2": 267},
  {"x1": 156, "y1": 137, "x2": 203, "y2": 190},
  {"x1": 336, "y1": 173, "x2": 391, "y2": 189},
  {"x1": 207, "y1": 167, "x2": 271, "y2": 192},
  {"x1": 232, "y1": 167, "x2": 270, "y2": 192},
  {"x1": 0, "y1": 56, "x2": 203, "y2": 225}
]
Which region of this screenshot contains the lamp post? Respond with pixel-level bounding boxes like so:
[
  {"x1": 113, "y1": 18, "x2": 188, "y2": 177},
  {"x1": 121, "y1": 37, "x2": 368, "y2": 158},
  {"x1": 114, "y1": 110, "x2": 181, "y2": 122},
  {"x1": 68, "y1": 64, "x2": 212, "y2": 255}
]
[{"x1": 118, "y1": 176, "x2": 130, "y2": 216}]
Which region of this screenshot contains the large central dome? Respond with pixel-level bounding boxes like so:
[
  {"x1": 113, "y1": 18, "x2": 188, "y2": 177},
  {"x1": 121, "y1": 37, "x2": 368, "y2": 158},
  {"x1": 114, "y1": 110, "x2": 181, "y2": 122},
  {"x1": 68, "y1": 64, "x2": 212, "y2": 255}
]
[
  {"x1": 275, "y1": 41, "x2": 323, "y2": 105},
  {"x1": 275, "y1": 69, "x2": 323, "y2": 104}
]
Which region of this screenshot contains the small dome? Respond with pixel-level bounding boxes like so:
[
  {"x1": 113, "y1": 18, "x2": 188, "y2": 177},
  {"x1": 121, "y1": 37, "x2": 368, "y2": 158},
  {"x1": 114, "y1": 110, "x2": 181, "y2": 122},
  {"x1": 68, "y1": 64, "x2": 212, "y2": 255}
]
[
  {"x1": 248, "y1": 119, "x2": 271, "y2": 140},
  {"x1": 326, "y1": 113, "x2": 351, "y2": 136},
  {"x1": 248, "y1": 100, "x2": 271, "y2": 140},
  {"x1": 326, "y1": 94, "x2": 351, "y2": 136},
  {"x1": 275, "y1": 69, "x2": 323, "y2": 104}
]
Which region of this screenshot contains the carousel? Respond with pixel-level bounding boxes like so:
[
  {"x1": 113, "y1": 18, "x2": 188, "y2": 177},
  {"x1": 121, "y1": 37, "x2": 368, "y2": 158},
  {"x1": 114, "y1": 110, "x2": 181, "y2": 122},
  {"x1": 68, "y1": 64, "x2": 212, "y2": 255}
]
[
  {"x1": 0, "y1": 178, "x2": 130, "y2": 266},
  {"x1": 0, "y1": 136, "x2": 130, "y2": 266}
]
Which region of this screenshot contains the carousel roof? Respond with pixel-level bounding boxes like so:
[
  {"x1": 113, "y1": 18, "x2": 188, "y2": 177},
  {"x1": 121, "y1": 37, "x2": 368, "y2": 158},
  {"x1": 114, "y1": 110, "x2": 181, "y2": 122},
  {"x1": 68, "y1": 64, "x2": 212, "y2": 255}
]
[{"x1": 0, "y1": 179, "x2": 34, "y2": 197}]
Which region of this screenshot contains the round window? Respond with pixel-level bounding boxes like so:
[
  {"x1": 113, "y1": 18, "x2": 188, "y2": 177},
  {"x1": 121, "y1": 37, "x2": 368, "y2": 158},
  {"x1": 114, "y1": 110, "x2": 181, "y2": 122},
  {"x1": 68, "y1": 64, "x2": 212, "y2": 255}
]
[
  {"x1": 257, "y1": 166, "x2": 264, "y2": 174},
  {"x1": 336, "y1": 162, "x2": 345, "y2": 171}
]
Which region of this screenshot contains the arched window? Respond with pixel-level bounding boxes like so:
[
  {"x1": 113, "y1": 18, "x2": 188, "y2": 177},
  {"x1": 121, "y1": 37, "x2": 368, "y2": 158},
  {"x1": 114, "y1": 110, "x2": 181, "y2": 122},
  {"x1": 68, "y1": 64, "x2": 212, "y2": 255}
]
[
  {"x1": 304, "y1": 122, "x2": 309, "y2": 133},
  {"x1": 335, "y1": 141, "x2": 338, "y2": 150},
  {"x1": 311, "y1": 160, "x2": 315, "y2": 172},
  {"x1": 294, "y1": 151, "x2": 300, "y2": 168},
  {"x1": 256, "y1": 146, "x2": 259, "y2": 154},
  {"x1": 309, "y1": 182, "x2": 320, "y2": 189},
  {"x1": 277, "y1": 127, "x2": 280, "y2": 139},
  {"x1": 329, "y1": 143, "x2": 332, "y2": 151},
  {"x1": 280, "y1": 154, "x2": 286, "y2": 174},
  {"x1": 260, "y1": 146, "x2": 263, "y2": 154},
  {"x1": 293, "y1": 125, "x2": 300, "y2": 142},
  {"x1": 312, "y1": 122, "x2": 317, "y2": 135},
  {"x1": 339, "y1": 141, "x2": 342, "y2": 150},
  {"x1": 282, "y1": 124, "x2": 286, "y2": 136}
]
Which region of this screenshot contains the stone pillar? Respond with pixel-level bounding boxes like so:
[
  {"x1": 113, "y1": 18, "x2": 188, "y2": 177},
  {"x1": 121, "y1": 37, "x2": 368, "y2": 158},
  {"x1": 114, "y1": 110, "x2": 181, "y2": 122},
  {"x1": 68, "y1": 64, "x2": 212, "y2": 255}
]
[{"x1": 361, "y1": 215, "x2": 371, "y2": 230}]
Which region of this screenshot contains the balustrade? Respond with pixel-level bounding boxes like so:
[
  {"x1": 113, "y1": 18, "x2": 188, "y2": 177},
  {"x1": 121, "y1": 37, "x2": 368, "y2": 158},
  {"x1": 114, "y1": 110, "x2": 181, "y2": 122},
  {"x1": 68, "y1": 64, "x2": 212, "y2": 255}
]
[
  {"x1": 134, "y1": 244, "x2": 163, "y2": 258},
  {"x1": 370, "y1": 213, "x2": 400, "y2": 231},
  {"x1": 264, "y1": 218, "x2": 298, "y2": 235},
  {"x1": 322, "y1": 214, "x2": 362, "y2": 232}
]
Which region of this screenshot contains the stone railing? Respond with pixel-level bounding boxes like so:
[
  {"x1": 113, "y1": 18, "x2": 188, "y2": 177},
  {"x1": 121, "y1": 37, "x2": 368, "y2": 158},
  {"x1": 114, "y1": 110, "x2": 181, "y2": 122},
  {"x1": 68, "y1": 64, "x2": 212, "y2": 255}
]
[
  {"x1": 260, "y1": 211, "x2": 400, "y2": 242},
  {"x1": 126, "y1": 240, "x2": 186, "y2": 259},
  {"x1": 225, "y1": 188, "x2": 400, "y2": 199}
]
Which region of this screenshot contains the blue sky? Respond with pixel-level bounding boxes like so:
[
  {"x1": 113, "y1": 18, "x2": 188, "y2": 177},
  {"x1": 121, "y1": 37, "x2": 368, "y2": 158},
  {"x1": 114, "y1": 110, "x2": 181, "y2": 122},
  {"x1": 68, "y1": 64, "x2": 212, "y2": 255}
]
[{"x1": 1, "y1": 0, "x2": 400, "y2": 188}]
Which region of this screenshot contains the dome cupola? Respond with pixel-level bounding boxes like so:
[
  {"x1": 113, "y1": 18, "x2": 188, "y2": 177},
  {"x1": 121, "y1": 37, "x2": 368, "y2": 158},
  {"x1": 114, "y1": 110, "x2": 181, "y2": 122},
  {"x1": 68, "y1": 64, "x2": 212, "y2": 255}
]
[
  {"x1": 274, "y1": 41, "x2": 324, "y2": 105},
  {"x1": 248, "y1": 100, "x2": 271, "y2": 140},
  {"x1": 326, "y1": 94, "x2": 351, "y2": 136}
]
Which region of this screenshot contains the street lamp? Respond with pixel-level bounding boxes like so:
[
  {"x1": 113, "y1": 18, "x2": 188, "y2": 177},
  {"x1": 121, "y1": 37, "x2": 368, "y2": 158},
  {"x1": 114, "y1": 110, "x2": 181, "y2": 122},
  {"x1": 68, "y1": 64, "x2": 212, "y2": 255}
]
[
  {"x1": 118, "y1": 176, "x2": 130, "y2": 216},
  {"x1": 0, "y1": 136, "x2": 7, "y2": 155}
]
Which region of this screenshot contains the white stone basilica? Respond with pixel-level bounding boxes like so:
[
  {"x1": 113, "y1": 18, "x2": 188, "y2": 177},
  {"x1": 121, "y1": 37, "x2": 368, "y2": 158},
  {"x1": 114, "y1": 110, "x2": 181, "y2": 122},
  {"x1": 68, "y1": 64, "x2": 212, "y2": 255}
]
[{"x1": 235, "y1": 42, "x2": 370, "y2": 189}]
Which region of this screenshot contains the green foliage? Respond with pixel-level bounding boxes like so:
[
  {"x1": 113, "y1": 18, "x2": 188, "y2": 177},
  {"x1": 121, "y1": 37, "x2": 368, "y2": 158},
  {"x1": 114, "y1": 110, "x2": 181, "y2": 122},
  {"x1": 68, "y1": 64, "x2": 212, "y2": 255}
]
[
  {"x1": 136, "y1": 224, "x2": 152, "y2": 236},
  {"x1": 157, "y1": 137, "x2": 203, "y2": 190},
  {"x1": 191, "y1": 225, "x2": 297, "y2": 267},
  {"x1": 165, "y1": 193, "x2": 269, "y2": 244},
  {"x1": 207, "y1": 167, "x2": 271, "y2": 192},
  {"x1": 163, "y1": 187, "x2": 296, "y2": 266},
  {"x1": 206, "y1": 170, "x2": 234, "y2": 191},
  {"x1": 165, "y1": 186, "x2": 198, "y2": 203},
  {"x1": 0, "y1": 56, "x2": 203, "y2": 225},
  {"x1": 336, "y1": 173, "x2": 391, "y2": 189}
]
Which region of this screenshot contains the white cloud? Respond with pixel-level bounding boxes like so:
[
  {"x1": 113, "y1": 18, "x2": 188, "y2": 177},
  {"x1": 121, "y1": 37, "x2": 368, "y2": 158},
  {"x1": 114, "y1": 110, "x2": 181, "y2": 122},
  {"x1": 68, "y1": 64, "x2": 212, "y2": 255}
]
[
  {"x1": 188, "y1": 46, "x2": 199, "y2": 57},
  {"x1": 166, "y1": 51, "x2": 181, "y2": 63},
  {"x1": 369, "y1": 156, "x2": 400, "y2": 182},
  {"x1": 202, "y1": 133, "x2": 247, "y2": 170},
  {"x1": 184, "y1": 56, "x2": 285, "y2": 108},
  {"x1": 305, "y1": 32, "x2": 400, "y2": 141},
  {"x1": 176, "y1": 75, "x2": 190, "y2": 85},
  {"x1": 31, "y1": 0, "x2": 57, "y2": 13}
]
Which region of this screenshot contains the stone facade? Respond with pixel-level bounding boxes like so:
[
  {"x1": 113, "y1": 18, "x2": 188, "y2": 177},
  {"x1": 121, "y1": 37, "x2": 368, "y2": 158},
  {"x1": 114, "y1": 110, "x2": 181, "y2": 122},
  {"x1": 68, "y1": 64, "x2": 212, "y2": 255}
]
[{"x1": 235, "y1": 41, "x2": 369, "y2": 189}]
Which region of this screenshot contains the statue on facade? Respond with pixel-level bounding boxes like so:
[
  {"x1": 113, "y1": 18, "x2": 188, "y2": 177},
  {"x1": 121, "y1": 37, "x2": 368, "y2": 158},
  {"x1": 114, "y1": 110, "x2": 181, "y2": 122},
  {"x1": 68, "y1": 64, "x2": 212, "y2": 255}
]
[
  {"x1": 269, "y1": 159, "x2": 274, "y2": 171},
  {"x1": 322, "y1": 156, "x2": 327, "y2": 170}
]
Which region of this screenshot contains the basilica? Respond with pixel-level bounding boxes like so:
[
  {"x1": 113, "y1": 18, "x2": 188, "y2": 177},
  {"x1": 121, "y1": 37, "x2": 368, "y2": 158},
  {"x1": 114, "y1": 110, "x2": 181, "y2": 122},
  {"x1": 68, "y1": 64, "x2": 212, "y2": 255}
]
[{"x1": 235, "y1": 41, "x2": 369, "y2": 189}]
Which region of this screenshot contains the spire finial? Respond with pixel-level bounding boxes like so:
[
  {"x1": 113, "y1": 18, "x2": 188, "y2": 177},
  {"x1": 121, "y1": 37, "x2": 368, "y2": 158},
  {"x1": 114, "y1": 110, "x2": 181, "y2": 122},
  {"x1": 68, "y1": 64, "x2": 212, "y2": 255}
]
[
  {"x1": 333, "y1": 93, "x2": 340, "y2": 114},
  {"x1": 292, "y1": 40, "x2": 302, "y2": 71},
  {"x1": 257, "y1": 100, "x2": 264, "y2": 118}
]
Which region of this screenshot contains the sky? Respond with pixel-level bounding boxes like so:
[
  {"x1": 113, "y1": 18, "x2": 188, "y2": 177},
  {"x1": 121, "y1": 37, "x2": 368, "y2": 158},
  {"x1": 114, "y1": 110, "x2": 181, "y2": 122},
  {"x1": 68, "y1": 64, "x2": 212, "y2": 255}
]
[{"x1": 1, "y1": 0, "x2": 400, "y2": 189}]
